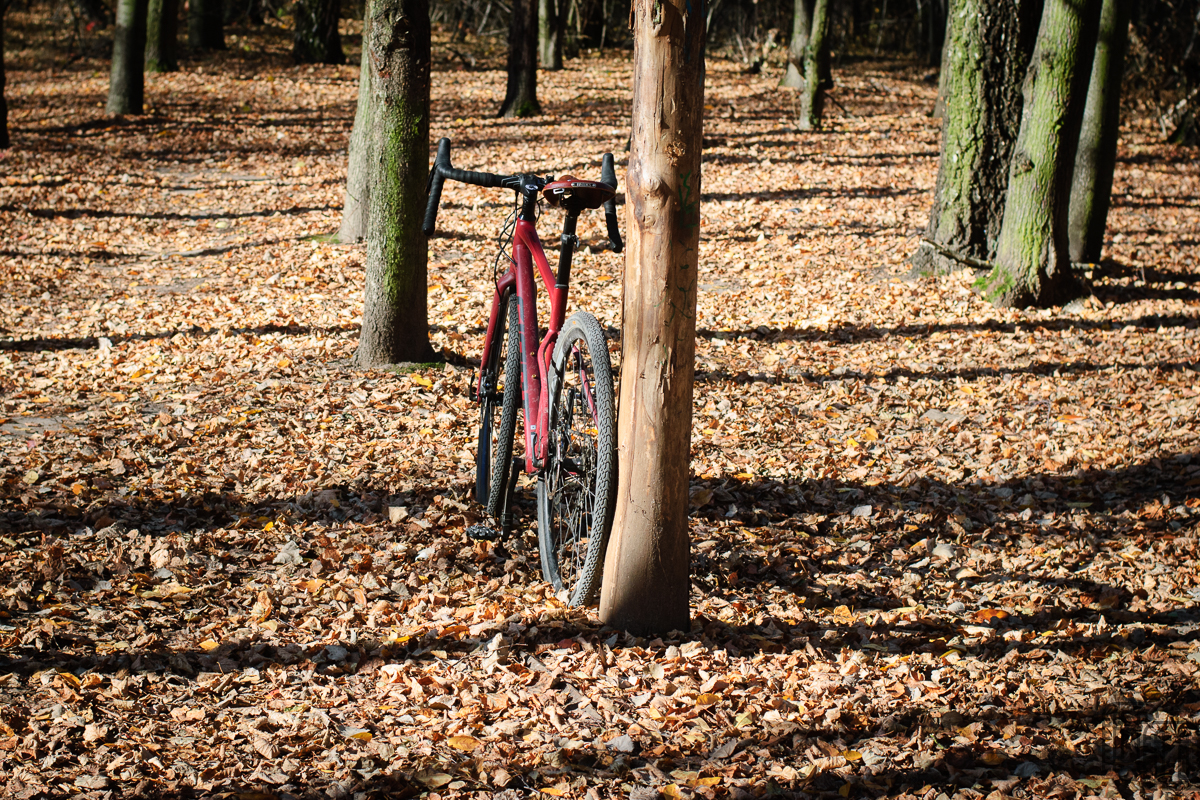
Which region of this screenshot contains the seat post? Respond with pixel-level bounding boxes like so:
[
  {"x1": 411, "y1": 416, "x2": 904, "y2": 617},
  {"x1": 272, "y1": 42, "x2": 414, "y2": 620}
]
[{"x1": 556, "y1": 212, "x2": 579, "y2": 289}]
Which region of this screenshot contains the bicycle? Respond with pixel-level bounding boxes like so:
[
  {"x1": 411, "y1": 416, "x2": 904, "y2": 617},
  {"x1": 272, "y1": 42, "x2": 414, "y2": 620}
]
[{"x1": 422, "y1": 138, "x2": 624, "y2": 607}]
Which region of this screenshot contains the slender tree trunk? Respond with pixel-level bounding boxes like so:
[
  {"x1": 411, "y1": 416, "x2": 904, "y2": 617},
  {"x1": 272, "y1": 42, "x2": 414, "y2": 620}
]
[
  {"x1": 910, "y1": 0, "x2": 1043, "y2": 274},
  {"x1": 1, "y1": 4, "x2": 9, "y2": 150},
  {"x1": 355, "y1": 0, "x2": 436, "y2": 366},
  {"x1": 1068, "y1": 0, "x2": 1129, "y2": 265},
  {"x1": 498, "y1": 0, "x2": 540, "y2": 117},
  {"x1": 599, "y1": 0, "x2": 705, "y2": 636},
  {"x1": 538, "y1": 0, "x2": 564, "y2": 69},
  {"x1": 981, "y1": 0, "x2": 1102, "y2": 308},
  {"x1": 927, "y1": 0, "x2": 947, "y2": 66},
  {"x1": 339, "y1": 20, "x2": 374, "y2": 243},
  {"x1": 780, "y1": 0, "x2": 811, "y2": 89},
  {"x1": 294, "y1": 0, "x2": 346, "y2": 64},
  {"x1": 107, "y1": 0, "x2": 149, "y2": 115},
  {"x1": 798, "y1": 0, "x2": 830, "y2": 130},
  {"x1": 145, "y1": 0, "x2": 178, "y2": 72},
  {"x1": 189, "y1": 0, "x2": 225, "y2": 50}
]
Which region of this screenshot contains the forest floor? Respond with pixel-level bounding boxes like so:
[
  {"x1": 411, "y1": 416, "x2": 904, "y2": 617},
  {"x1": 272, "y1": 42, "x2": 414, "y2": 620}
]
[{"x1": 3, "y1": 10, "x2": 1200, "y2": 800}]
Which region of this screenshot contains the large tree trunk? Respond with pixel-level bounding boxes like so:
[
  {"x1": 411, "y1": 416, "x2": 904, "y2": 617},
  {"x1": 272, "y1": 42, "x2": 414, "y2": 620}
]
[
  {"x1": 145, "y1": 0, "x2": 178, "y2": 73},
  {"x1": 107, "y1": 0, "x2": 149, "y2": 115},
  {"x1": 354, "y1": 0, "x2": 436, "y2": 367},
  {"x1": 780, "y1": 0, "x2": 811, "y2": 89},
  {"x1": 498, "y1": 0, "x2": 540, "y2": 117},
  {"x1": 798, "y1": 0, "x2": 830, "y2": 131},
  {"x1": 294, "y1": 0, "x2": 346, "y2": 64},
  {"x1": 339, "y1": 22, "x2": 374, "y2": 243},
  {"x1": 1, "y1": 5, "x2": 9, "y2": 150},
  {"x1": 599, "y1": 0, "x2": 705, "y2": 636},
  {"x1": 538, "y1": 0, "x2": 564, "y2": 70},
  {"x1": 982, "y1": 0, "x2": 1102, "y2": 307},
  {"x1": 189, "y1": 0, "x2": 225, "y2": 50},
  {"x1": 1067, "y1": 0, "x2": 1129, "y2": 265},
  {"x1": 910, "y1": 0, "x2": 1043, "y2": 274}
]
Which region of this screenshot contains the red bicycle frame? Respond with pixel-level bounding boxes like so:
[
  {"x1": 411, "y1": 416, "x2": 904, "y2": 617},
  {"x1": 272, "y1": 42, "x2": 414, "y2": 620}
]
[{"x1": 476, "y1": 218, "x2": 566, "y2": 473}]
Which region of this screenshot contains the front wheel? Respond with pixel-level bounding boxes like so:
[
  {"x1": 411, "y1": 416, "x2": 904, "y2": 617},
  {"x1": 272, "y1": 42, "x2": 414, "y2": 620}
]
[{"x1": 536, "y1": 312, "x2": 617, "y2": 607}]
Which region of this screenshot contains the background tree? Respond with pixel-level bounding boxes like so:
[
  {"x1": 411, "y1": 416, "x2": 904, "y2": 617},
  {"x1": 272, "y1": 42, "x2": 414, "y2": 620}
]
[
  {"x1": 981, "y1": 0, "x2": 1101, "y2": 307},
  {"x1": 145, "y1": 0, "x2": 179, "y2": 73},
  {"x1": 1067, "y1": 0, "x2": 1130, "y2": 265},
  {"x1": 107, "y1": 0, "x2": 150, "y2": 115},
  {"x1": 599, "y1": 0, "x2": 705, "y2": 635},
  {"x1": 797, "y1": 0, "x2": 830, "y2": 130},
  {"x1": 189, "y1": 0, "x2": 225, "y2": 50},
  {"x1": 498, "y1": 0, "x2": 540, "y2": 117},
  {"x1": 779, "y1": 0, "x2": 811, "y2": 89},
  {"x1": 538, "y1": 0, "x2": 564, "y2": 69},
  {"x1": 910, "y1": 0, "x2": 1043, "y2": 274},
  {"x1": 339, "y1": 19, "x2": 375, "y2": 243},
  {"x1": 295, "y1": 0, "x2": 346, "y2": 64},
  {"x1": 1, "y1": 0, "x2": 9, "y2": 149},
  {"x1": 355, "y1": 0, "x2": 437, "y2": 366}
]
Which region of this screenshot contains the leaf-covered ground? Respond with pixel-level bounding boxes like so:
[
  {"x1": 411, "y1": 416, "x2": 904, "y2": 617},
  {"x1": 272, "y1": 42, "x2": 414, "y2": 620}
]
[{"x1": 3, "y1": 13, "x2": 1200, "y2": 800}]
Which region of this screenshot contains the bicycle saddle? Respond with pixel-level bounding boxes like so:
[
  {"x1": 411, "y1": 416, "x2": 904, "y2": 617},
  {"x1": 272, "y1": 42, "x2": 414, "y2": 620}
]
[{"x1": 542, "y1": 177, "x2": 616, "y2": 212}]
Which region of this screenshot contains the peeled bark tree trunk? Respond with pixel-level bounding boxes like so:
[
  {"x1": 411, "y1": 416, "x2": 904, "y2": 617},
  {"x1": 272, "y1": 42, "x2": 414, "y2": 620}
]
[
  {"x1": 338, "y1": 24, "x2": 374, "y2": 243},
  {"x1": 780, "y1": 0, "x2": 811, "y2": 89},
  {"x1": 354, "y1": 0, "x2": 437, "y2": 367},
  {"x1": 538, "y1": 0, "x2": 564, "y2": 69},
  {"x1": 107, "y1": 0, "x2": 149, "y2": 115},
  {"x1": 599, "y1": 0, "x2": 705, "y2": 636},
  {"x1": 910, "y1": 0, "x2": 1043, "y2": 274},
  {"x1": 798, "y1": 0, "x2": 830, "y2": 131},
  {"x1": 294, "y1": 0, "x2": 346, "y2": 64},
  {"x1": 189, "y1": 0, "x2": 225, "y2": 50},
  {"x1": 145, "y1": 0, "x2": 179, "y2": 72},
  {"x1": 498, "y1": 0, "x2": 540, "y2": 117},
  {"x1": 1067, "y1": 0, "x2": 1129, "y2": 265},
  {"x1": 1, "y1": 4, "x2": 9, "y2": 150},
  {"x1": 981, "y1": 0, "x2": 1101, "y2": 308}
]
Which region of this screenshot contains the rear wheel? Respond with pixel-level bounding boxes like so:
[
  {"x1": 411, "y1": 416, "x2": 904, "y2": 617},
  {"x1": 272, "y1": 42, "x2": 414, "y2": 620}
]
[
  {"x1": 536, "y1": 312, "x2": 617, "y2": 606},
  {"x1": 476, "y1": 295, "x2": 521, "y2": 517}
]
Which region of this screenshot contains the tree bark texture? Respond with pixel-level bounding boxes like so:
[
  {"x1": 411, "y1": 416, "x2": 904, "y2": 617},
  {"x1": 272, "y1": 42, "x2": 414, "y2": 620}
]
[
  {"x1": 498, "y1": 0, "x2": 540, "y2": 117},
  {"x1": 189, "y1": 0, "x2": 225, "y2": 50},
  {"x1": 798, "y1": 0, "x2": 829, "y2": 130},
  {"x1": 1067, "y1": 0, "x2": 1129, "y2": 264},
  {"x1": 354, "y1": 0, "x2": 436, "y2": 367},
  {"x1": 598, "y1": 0, "x2": 705, "y2": 636},
  {"x1": 145, "y1": 0, "x2": 178, "y2": 72},
  {"x1": 982, "y1": 0, "x2": 1101, "y2": 308},
  {"x1": 339, "y1": 20, "x2": 374, "y2": 243},
  {"x1": 1, "y1": 5, "x2": 9, "y2": 150},
  {"x1": 107, "y1": 0, "x2": 150, "y2": 115},
  {"x1": 910, "y1": 0, "x2": 1043, "y2": 274},
  {"x1": 780, "y1": 0, "x2": 811, "y2": 89},
  {"x1": 538, "y1": 0, "x2": 564, "y2": 70},
  {"x1": 294, "y1": 0, "x2": 346, "y2": 64}
]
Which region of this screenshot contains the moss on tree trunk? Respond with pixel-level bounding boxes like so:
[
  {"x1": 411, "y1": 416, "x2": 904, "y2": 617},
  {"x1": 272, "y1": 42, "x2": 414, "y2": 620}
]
[
  {"x1": 982, "y1": 0, "x2": 1101, "y2": 308},
  {"x1": 1067, "y1": 0, "x2": 1129, "y2": 265},
  {"x1": 339, "y1": 21, "x2": 374, "y2": 243},
  {"x1": 599, "y1": 0, "x2": 705, "y2": 636},
  {"x1": 145, "y1": 0, "x2": 178, "y2": 73},
  {"x1": 294, "y1": 0, "x2": 345, "y2": 64},
  {"x1": 798, "y1": 0, "x2": 829, "y2": 130},
  {"x1": 499, "y1": 0, "x2": 540, "y2": 117},
  {"x1": 107, "y1": 0, "x2": 149, "y2": 115},
  {"x1": 354, "y1": 0, "x2": 436, "y2": 367},
  {"x1": 911, "y1": 0, "x2": 1043, "y2": 274}
]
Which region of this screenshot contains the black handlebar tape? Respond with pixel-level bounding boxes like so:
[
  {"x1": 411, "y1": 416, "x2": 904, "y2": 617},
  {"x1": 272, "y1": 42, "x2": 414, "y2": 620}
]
[
  {"x1": 423, "y1": 138, "x2": 452, "y2": 236},
  {"x1": 600, "y1": 153, "x2": 624, "y2": 254},
  {"x1": 441, "y1": 167, "x2": 506, "y2": 188}
]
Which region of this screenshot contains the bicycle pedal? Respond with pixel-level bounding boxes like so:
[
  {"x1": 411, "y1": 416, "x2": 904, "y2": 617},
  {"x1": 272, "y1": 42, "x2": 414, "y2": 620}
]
[{"x1": 466, "y1": 524, "x2": 503, "y2": 541}]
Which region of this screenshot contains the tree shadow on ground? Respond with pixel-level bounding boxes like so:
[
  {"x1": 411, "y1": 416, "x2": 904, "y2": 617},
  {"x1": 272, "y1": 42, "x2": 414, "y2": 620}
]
[{"x1": 0, "y1": 322, "x2": 359, "y2": 353}]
